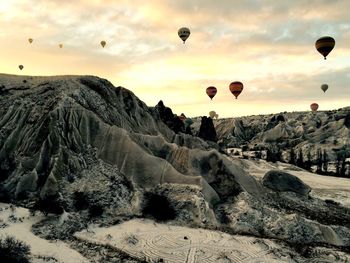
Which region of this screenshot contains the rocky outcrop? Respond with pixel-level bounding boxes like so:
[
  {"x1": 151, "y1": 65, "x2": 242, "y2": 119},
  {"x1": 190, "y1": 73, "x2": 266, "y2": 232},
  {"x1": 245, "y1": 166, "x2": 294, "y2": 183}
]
[
  {"x1": 153, "y1": 100, "x2": 185, "y2": 134},
  {"x1": 198, "y1": 116, "x2": 217, "y2": 142},
  {"x1": 262, "y1": 170, "x2": 311, "y2": 196},
  {"x1": 0, "y1": 74, "x2": 255, "y2": 217}
]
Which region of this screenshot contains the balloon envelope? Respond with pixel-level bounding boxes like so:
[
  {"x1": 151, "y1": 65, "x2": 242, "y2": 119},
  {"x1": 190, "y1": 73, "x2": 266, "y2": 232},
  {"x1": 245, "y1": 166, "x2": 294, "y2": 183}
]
[
  {"x1": 321, "y1": 84, "x2": 328, "y2": 93},
  {"x1": 59, "y1": 44, "x2": 63, "y2": 48},
  {"x1": 100, "y1": 40, "x2": 106, "y2": 48},
  {"x1": 209, "y1": 111, "x2": 216, "y2": 119},
  {"x1": 310, "y1": 103, "x2": 319, "y2": 112},
  {"x1": 18, "y1": 65, "x2": 23, "y2": 70},
  {"x1": 178, "y1": 27, "x2": 190, "y2": 43},
  {"x1": 229, "y1": 81, "x2": 244, "y2": 99},
  {"x1": 28, "y1": 38, "x2": 33, "y2": 44},
  {"x1": 206, "y1": 86, "x2": 217, "y2": 100},
  {"x1": 315, "y1": 36, "x2": 335, "y2": 60}
]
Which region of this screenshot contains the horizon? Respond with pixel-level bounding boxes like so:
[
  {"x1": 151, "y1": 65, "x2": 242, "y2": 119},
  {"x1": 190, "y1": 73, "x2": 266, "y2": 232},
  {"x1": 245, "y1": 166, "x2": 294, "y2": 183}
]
[{"x1": 0, "y1": 1, "x2": 349, "y2": 117}]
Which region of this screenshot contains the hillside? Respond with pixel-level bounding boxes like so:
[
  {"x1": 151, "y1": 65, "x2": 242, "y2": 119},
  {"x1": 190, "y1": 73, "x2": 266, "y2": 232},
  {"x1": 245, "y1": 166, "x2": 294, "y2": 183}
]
[{"x1": 0, "y1": 74, "x2": 349, "y2": 262}]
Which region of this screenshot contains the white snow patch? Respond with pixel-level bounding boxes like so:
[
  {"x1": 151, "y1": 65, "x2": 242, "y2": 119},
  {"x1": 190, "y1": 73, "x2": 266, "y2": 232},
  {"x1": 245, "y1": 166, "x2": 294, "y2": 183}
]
[{"x1": 0, "y1": 203, "x2": 89, "y2": 263}]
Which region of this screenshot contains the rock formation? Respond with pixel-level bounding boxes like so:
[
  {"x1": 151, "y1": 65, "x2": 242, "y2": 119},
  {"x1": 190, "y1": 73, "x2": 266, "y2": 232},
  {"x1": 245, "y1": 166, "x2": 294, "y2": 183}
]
[{"x1": 0, "y1": 74, "x2": 349, "y2": 260}]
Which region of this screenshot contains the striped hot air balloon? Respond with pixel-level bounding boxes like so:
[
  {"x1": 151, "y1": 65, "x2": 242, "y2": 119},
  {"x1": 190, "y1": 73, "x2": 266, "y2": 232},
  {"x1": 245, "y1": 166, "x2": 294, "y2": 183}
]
[
  {"x1": 310, "y1": 103, "x2": 319, "y2": 112},
  {"x1": 229, "y1": 81, "x2": 243, "y2": 99},
  {"x1": 315, "y1": 36, "x2": 335, "y2": 60},
  {"x1": 206, "y1": 86, "x2": 217, "y2": 100},
  {"x1": 178, "y1": 27, "x2": 190, "y2": 43}
]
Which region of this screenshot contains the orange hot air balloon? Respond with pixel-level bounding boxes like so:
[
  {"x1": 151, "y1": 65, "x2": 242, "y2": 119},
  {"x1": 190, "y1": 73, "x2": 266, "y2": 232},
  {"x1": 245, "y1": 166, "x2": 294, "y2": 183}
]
[
  {"x1": 206, "y1": 86, "x2": 217, "y2": 100},
  {"x1": 100, "y1": 40, "x2": 106, "y2": 48},
  {"x1": 315, "y1": 36, "x2": 335, "y2": 60},
  {"x1": 229, "y1": 81, "x2": 243, "y2": 99},
  {"x1": 310, "y1": 103, "x2": 319, "y2": 112}
]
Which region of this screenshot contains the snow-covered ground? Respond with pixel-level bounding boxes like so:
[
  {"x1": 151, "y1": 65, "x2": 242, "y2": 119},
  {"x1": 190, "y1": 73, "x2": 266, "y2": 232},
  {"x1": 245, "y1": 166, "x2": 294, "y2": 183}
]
[
  {"x1": 0, "y1": 203, "x2": 89, "y2": 263},
  {"x1": 239, "y1": 158, "x2": 350, "y2": 207},
  {"x1": 75, "y1": 218, "x2": 290, "y2": 263}
]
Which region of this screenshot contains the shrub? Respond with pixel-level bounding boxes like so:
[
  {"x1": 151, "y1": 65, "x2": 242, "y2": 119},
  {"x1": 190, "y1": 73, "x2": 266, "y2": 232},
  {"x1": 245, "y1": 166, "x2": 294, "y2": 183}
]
[
  {"x1": 88, "y1": 204, "x2": 103, "y2": 218},
  {"x1": 0, "y1": 236, "x2": 31, "y2": 263},
  {"x1": 142, "y1": 193, "x2": 176, "y2": 221},
  {"x1": 73, "y1": 191, "x2": 89, "y2": 211}
]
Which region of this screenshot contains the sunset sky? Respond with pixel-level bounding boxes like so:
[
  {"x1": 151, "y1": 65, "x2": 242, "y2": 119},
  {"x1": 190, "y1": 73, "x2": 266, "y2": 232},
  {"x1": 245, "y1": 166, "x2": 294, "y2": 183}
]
[{"x1": 0, "y1": 0, "x2": 349, "y2": 117}]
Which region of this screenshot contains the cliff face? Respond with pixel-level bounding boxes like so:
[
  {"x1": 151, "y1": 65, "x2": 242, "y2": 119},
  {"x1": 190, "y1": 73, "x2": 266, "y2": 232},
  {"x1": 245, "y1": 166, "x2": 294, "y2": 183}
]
[{"x1": 0, "y1": 74, "x2": 253, "y2": 219}]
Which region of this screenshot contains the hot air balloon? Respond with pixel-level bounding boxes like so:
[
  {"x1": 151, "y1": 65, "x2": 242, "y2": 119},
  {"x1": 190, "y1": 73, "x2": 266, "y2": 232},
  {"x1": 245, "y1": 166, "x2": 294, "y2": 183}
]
[
  {"x1": 209, "y1": 111, "x2": 216, "y2": 119},
  {"x1": 206, "y1": 86, "x2": 217, "y2": 100},
  {"x1": 310, "y1": 103, "x2": 319, "y2": 112},
  {"x1": 100, "y1": 40, "x2": 106, "y2": 48},
  {"x1": 59, "y1": 44, "x2": 63, "y2": 48},
  {"x1": 28, "y1": 38, "x2": 33, "y2": 44},
  {"x1": 18, "y1": 65, "x2": 24, "y2": 70},
  {"x1": 315, "y1": 36, "x2": 335, "y2": 60},
  {"x1": 321, "y1": 84, "x2": 328, "y2": 93},
  {"x1": 229, "y1": 81, "x2": 244, "y2": 99},
  {"x1": 178, "y1": 27, "x2": 190, "y2": 43}
]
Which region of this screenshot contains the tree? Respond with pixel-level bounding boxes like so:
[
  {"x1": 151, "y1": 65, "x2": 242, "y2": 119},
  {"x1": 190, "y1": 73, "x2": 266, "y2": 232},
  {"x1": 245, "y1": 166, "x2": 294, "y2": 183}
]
[
  {"x1": 335, "y1": 148, "x2": 347, "y2": 177},
  {"x1": 304, "y1": 150, "x2": 312, "y2": 171},
  {"x1": 316, "y1": 149, "x2": 323, "y2": 174},
  {"x1": 289, "y1": 148, "x2": 296, "y2": 165},
  {"x1": 322, "y1": 150, "x2": 328, "y2": 173},
  {"x1": 296, "y1": 148, "x2": 304, "y2": 168}
]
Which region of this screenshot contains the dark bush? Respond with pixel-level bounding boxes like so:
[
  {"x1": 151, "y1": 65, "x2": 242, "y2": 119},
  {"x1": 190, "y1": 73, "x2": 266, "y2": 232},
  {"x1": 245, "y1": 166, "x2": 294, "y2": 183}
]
[
  {"x1": 73, "y1": 191, "x2": 89, "y2": 211},
  {"x1": 241, "y1": 145, "x2": 249, "y2": 151},
  {"x1": 142, "y1": 193, "x2": 176, "y2": 221},
  {"x1": 0, "y1": 236, "x2": 31, "y2": 263},
  {"x1": 34, "y1": 195, "x2": 64, "y2": 215},
  {"x1": 88, "y1": 204, "x2": 103, "y2": 217}
]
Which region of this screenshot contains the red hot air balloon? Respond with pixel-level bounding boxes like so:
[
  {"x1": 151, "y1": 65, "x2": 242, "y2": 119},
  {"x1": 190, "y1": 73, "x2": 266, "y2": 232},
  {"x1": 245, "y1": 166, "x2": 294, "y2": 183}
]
[
  {"x1": 206, "y1": 86, "x2": 217, "y2": 100},
  {"x1": 229, "y1": 81, "x2": 243, "y2": 99},
  {"x1": 310, "y1": 103, "x2": 319, "y2": 112},
  {"x1": 315, "y1": 36, "x2": 335, "y2": 60}
]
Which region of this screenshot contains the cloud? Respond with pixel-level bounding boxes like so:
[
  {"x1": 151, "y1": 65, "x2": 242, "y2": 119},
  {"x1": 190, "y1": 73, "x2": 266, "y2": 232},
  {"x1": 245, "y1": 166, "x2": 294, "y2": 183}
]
[{"x1": 0, "y1": 0, "x2": 349, "y2": 117}]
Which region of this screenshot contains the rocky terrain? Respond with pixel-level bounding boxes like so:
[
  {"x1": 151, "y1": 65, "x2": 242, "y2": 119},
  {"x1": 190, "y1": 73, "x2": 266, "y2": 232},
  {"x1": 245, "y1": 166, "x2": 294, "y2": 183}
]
[
  {"x1": 191, "y1": 107, "x2": 350, "y2": 177},
  {"x1": 0, "y1": 73, "x2": 349, "y2": 262}
]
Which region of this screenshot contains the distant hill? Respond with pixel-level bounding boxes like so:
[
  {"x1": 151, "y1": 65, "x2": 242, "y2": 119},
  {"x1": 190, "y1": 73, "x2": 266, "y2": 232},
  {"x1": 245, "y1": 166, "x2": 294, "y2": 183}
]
[{"x1": 191, "y1": 107, "x2": 350, "y2": 177}]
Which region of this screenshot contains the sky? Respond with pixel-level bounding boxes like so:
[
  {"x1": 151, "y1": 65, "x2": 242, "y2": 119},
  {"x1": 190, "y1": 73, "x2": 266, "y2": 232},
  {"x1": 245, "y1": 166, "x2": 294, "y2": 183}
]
[{"x1": 0, "y1": 0, "x2": 349, "y2": 118}]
